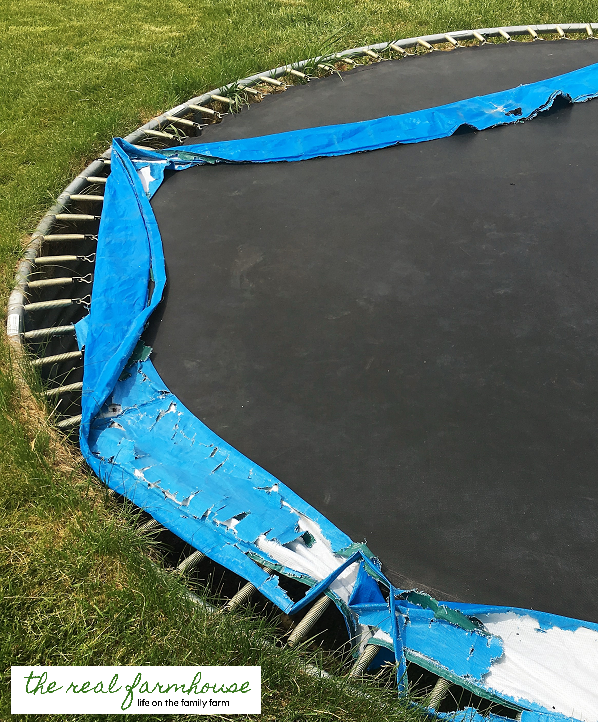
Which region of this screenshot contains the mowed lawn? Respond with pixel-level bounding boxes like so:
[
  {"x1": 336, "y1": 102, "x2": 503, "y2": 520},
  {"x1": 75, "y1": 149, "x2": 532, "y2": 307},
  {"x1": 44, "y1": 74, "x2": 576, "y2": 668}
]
[{"x1": 1, "y1": 1, "x2": 596, "y2": 720}]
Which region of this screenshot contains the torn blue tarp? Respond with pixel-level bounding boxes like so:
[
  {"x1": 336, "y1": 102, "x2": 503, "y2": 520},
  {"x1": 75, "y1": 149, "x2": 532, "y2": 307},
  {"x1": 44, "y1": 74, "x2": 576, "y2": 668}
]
[
  {"x1": 116, "y1": 59, "x2": 598, "y2": 199},
  {"x1": 87, "y1": 356, "x2": 504, "y2": 693},
  {"x1": 77, "y1": 64, "x2": 598, "y2": 721}
]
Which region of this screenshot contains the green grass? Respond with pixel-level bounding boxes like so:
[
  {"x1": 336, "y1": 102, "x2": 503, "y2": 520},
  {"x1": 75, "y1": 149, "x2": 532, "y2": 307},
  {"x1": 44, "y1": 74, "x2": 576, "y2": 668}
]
[{"x1": 1, "y1": 1, "x2": 597, "y2": 720}]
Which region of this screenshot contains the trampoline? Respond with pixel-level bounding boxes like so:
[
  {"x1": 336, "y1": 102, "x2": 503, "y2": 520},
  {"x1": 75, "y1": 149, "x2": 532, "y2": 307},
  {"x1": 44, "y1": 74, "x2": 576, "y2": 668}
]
[{"x1": 9, "y1": 24, "x2": 598, "y2": 722}]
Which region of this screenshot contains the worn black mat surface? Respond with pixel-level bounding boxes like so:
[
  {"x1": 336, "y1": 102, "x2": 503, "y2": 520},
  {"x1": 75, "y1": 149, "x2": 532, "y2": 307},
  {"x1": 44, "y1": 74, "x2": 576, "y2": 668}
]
[{"x1": 149, "y1": 41, "x2": 598, "y2": 622}]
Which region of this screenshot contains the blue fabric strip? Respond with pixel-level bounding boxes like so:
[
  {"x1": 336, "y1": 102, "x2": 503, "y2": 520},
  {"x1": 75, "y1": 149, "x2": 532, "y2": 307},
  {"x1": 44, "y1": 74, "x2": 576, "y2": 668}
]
[
  {"x1": 79, "y1": 141, "x2": 166, "y2": 466},
  {"x1": 127, "y1": 60, "x2": 598, "y2": 171}
]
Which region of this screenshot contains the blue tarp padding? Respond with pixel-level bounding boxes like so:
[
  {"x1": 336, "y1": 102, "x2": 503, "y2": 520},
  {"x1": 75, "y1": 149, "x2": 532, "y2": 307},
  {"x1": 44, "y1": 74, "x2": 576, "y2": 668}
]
[{"x1": 77, "y1": 63, "x2": 598, "y2": 717}]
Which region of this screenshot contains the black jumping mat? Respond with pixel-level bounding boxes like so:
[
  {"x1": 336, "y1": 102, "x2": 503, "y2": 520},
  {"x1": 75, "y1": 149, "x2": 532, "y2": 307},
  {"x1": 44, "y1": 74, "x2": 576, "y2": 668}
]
[{"x1": 148, "y1": 40, "x2": 598, "y2": 622}]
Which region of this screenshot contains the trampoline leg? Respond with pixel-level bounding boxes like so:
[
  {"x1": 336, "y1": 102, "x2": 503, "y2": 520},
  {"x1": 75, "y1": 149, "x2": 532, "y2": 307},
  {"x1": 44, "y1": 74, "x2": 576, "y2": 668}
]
[
  {"x1": 428, "y1": 677, "x2": 452, "y2": 710},
  {"x1": 287, "y1": 595, "x2": 331, "y2": 647},
  {"x1": 348, "y1": 643, "x2": 379, "y2": 678},
  {"x1": 222, "y1": 582, "x2": 256, "y2": 612}
]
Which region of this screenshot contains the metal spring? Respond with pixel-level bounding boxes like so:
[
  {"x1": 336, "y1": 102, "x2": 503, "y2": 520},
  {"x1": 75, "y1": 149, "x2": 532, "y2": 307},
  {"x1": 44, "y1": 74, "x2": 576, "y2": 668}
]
[
  {"x1": 287, "y1": 595, "x2": 331, "y2": 647},
  {"x1": 527, "y1": 26, "x2": 539, "y2": 39},
  {"x1": 428, "y1": 676, "x2": 452, "y2": 709},
  {"x1": 23, "y1": 324, "x2": 75, "y2": 341},
  {"x1": 348, "y1": 643, "x2": 379, "y2": 678},
  {"x1": 258, "y1": 75, "x2": 284, "y2": 87},
  {"x1": 222, "y1": 582, "x2": 256, "y2": 612},
  {"x1": 56, "y1": 414, "x2": 82, "y2": 429},
  {"x1": 143, "y1": 128, "x2": 178, "y2": 140},
  {"x1": 68, "y1": 194, "x2": 104, "y2": 203},
  {"x1": 54, "y1": 213, "x2": 100, "y2": 222},
  {"x1": 164, "y1": 114, "x2": 203, "y2": 129},
  {"x1": 31, "y1": 350, "x2": 82, "y2": 367},
  {"x1": 239, "y1": 84, "x2": 261, "y2": 96},
  {"x1": 389, "y1": 43, "x2": 407, "y2": 55},
  {"x1": 24, "y1": 295, "x2": 90, "y2": 312},
  {"x1": 35, "y1": 253, "x2": 95, "y2": 265},
  {"x1": 139, "y1": 518, "x2": 164, "y2": 533},
  {"x1": 177, "y1": 550, "x2": 206, "y2": 574},
  {"x1": 42, "y1": 234, "x2": 92, "y2": 242},
  {"x1": 187, "y1": 103, "x2": 220, "y2": 118},
  {"x1": 27, "y1": 274, "x2": 92, "y2": 290},
  {"x1": 28, "y1": 277, "x2": 74, "y2": 290},
  {"x1": 210, "y1": 94, "x2": 233, "y2": 105},
  {"x1": 24, "y1": 298, "x2": 75, "y2": 312},
  {"x1": 43, "y1": 381, "x2": 83, "y2": 397}
]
